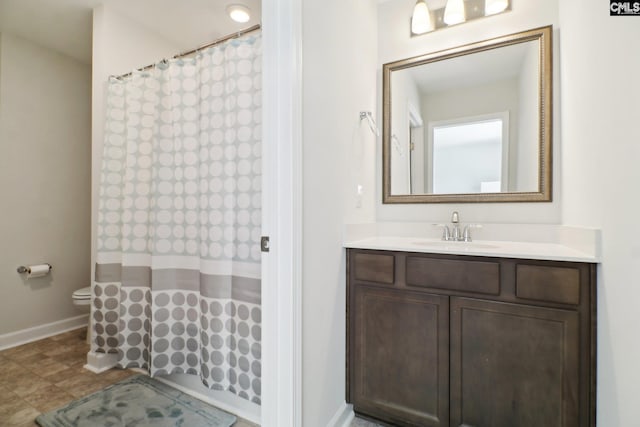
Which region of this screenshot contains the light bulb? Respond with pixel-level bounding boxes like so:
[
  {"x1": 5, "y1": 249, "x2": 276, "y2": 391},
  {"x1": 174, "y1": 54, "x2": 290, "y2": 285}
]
[
  {"x1": 227, "y1": 5, "x2": 251, "y2": 23},
  {"x1": 411, "y1": 0, "x2": 433, "y2": 35},
  {"x1": 444, "y1": 0, "x2": 466, "y2": 25},
  {"x1": 485, "y1": 0, "x2": 508, "y2": 15}
]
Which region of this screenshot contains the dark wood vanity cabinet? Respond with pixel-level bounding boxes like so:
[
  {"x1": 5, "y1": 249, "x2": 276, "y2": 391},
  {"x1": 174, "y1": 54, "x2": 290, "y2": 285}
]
[
  {"x1": 346, "y1": 249, "x2": 596, "y2": 427},
  {"x1": 449, "y1": 298, "x2": 581, "y2": 427},
  {"x1": 350, "y1": 284, "x2": 450, "y2": 426}
]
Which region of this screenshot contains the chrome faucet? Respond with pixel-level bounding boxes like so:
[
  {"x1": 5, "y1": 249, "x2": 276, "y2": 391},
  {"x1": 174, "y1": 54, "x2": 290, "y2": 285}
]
[
  {"x1": 450, "y1": 211, "x2": 461, "y2": 241},
  {"x1": 437, "y1": 211, "x2": 479, "y2": 242}
]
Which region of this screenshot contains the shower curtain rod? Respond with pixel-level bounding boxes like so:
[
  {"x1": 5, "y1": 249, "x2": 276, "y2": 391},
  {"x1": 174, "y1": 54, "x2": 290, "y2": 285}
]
[{"x1": 113, "y1": 24, "x2": 261, "y2": 80}]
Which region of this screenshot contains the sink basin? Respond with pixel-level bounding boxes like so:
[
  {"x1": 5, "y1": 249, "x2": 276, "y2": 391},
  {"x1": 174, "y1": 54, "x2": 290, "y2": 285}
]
[{"x1": 411, "y1": 240, "x2": 499, "y2": 250}]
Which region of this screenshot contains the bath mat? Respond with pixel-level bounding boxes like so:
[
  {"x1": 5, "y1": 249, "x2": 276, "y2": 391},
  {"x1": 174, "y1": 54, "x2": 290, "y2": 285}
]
[{"x1": 35, "y1": 374, "x2": 237, "y2": 427}]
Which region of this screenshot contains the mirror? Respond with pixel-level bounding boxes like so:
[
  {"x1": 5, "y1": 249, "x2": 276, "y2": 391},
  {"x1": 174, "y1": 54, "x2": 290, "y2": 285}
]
[{"x1": 383, "y1": 26, "x2": 552, "y2": 203}]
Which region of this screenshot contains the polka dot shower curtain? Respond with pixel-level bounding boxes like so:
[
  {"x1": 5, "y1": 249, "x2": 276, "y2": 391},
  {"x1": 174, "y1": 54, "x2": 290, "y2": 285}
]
[{"x1": 93, "y1": 32, "x2": 262, "y2": 404}]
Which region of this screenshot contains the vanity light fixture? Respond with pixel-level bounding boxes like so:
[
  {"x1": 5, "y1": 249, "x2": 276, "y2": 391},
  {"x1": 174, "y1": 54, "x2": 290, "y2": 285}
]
[
  {"x1": 411, "y1": 0, "x2": 510, "y2": 36},
  {"x1": 411, "y1": 0, "x2": 433, "y2": 35},
  {"x1": 443, "y1": 0, "x2": 466, "y2": 25},
  {"x1": 485, "y1": 0, "x2": 509, "y2": 15},
  {"x1": 227, "y1": 4, "x2": 251, "y2": 23}
]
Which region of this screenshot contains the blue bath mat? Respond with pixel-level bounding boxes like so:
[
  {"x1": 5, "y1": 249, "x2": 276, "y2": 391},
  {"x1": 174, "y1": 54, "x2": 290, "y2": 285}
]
[{"x1": 35, "y1": 374, "x2": 237, "y2": 427}]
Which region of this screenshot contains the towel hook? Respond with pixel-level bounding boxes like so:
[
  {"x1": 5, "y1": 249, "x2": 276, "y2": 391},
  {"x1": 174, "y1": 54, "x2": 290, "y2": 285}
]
[{"x1": 360, "y1": 111, "x2": 380, "y2": 136}]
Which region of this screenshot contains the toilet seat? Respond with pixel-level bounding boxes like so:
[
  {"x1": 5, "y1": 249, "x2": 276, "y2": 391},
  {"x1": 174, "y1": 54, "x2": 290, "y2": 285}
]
[{"x1": 72, "y1": 286, "x2": 91, "y2": 301}]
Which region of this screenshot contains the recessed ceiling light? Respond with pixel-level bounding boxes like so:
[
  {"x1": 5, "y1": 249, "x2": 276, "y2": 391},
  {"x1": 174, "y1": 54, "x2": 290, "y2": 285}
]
[{"x1": 227, "y1": 4, "x2": 251, "y2": 23}]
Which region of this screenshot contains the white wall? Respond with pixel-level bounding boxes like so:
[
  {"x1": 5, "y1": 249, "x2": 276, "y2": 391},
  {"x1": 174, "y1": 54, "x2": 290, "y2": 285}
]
[
  {"x1": 90, "y1": 5, "x2": 183, "y2": 283},
  {"x1": 422, "y1": 79, "x2": 518, "y2": 126},
  {"x1": 559, "y1": 3, "x2": 640, "y2": 425},
  {"x1": 0, "y1": 32, "x2": 91, "y2": 334},
  {"x1": 390, "y1": 70, "x2": 421, "y2": 194},
  {"x1": 377, "y1": 0, "x2": 560, "y2": 224},
  {"x1": 301, "y1": 0, "x2": 377, "y2": 424},
  {"x1": 516, "y1": 42, "x2": 540, "y2": 191}
]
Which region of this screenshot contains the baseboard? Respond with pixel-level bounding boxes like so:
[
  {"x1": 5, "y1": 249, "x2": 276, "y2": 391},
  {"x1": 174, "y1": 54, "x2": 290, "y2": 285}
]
[
  {"x1": 327, "y1": 401, "x2": 355, "y2": 427},
  {"x1": 155, "y1": 374, "x2": 261, "y2": 424},
  {"x1": 0, "y1": 314, "x2": 89, "y2": 351}
]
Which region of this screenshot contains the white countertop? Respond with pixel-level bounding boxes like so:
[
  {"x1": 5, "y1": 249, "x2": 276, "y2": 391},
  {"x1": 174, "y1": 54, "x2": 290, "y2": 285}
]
[
  {"x1": 344, "y1": 236, "x2": 598, "y2": 262},
  {"x1": 343, "y1": 223, "x2": 601, "y2": 263}
]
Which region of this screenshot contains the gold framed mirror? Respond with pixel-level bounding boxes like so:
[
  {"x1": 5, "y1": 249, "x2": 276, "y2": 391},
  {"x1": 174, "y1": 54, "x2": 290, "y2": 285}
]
[{"x1": 383, "y1": 26, "x2": 552, "y2": 203}]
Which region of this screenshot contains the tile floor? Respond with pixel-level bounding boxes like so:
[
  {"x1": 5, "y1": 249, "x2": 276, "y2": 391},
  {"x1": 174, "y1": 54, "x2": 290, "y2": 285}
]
[
  {"x1": 0, "y1": 327, "x2": 257, "y2": 427},
  {"x1": 350, "y1": 416, "x2": 387, "y2": 426}
]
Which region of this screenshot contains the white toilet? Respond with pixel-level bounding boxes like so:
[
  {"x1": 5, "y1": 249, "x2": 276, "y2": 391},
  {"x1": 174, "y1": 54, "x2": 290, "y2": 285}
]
[
  {"x1": 72, "y1": 286, "x2": 92, "y2": 343},
  {"x1": 72, "y1": 286, "x2": 92, "y2": 310}
]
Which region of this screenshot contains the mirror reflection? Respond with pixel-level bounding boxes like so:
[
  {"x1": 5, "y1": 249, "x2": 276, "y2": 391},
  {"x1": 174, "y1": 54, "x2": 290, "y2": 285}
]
[
  {"x1": 430, "y1": 115, "x2": 507, "y2": 194},
  {"x1": 383, "y1": 26, "x2": 552, "y2": 203}
]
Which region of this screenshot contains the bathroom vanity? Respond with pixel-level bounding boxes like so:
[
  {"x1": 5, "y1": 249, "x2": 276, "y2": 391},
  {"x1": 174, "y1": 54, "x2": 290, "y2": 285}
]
[
  {"x1": 346, "y1": 245, "x2": 596, "y2": 427},
  {"x1": 352, "y1": 20, "x2": 598, "y2": 426}
]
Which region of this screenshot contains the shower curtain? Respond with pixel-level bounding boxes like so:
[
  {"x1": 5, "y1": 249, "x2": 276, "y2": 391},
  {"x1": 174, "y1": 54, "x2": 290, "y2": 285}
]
[{"x1": 93, "y1": 32, "x2": 262, "y2": 405}]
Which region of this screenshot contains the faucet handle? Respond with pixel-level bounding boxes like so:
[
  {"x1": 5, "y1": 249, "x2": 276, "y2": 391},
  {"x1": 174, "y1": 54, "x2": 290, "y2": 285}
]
[
  {"x1": 433, "y1": 223, "x2": 451, "y2": 241},
  {"x1": 462, "y1": 224, "x2": 483, "y2": 242}
]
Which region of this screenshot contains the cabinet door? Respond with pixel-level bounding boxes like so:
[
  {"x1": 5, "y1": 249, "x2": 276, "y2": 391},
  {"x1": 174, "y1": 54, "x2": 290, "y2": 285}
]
[
  {"x1": 450, "y1": 297, "x2": 580, "y2": 427},
  {"x1": 349, "y1": 285, "x2": 449, "y2": 426}
]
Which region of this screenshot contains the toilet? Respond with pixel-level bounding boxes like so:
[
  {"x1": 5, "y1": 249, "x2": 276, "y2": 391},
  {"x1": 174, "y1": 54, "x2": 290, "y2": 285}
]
[
  {"x1": 72, "y1": 286, "x2": 92, "y2": 343},
  {"x1": 72, "y1": 286, "x2": 91, "y2": 310}
]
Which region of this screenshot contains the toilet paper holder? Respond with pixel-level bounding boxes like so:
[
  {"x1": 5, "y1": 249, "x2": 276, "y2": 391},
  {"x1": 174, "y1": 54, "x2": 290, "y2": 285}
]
[{"x1": 17, "y1": 264, "x2": 52, "y2": 274}]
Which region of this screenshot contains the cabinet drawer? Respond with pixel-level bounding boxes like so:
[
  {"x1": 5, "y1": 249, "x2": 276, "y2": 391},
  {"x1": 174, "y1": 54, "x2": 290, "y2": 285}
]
[
  {"x1": 406, "y1": 256, "x2": 500, "y2": 295},
  {"x1": 353, "y1": 253, "x2": 395, "y2": 284},
  {"x1": 516, "y1": 264, "x2": 581, "y2": 305}
]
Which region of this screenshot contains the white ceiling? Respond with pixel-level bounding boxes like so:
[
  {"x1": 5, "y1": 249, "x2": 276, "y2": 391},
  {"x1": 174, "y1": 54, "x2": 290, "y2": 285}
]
[
  {"x1": 406, "y1": 40, "x2": 535, "y2": 94},
  {"x1": 0, "y1": 0, "x2": 261, "y2": 64}
]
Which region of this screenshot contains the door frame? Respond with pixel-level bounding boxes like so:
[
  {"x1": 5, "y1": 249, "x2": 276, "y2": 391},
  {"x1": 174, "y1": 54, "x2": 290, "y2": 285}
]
[{"x1": 261, "y1": 0, "x2": 303, "y2": 426}]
